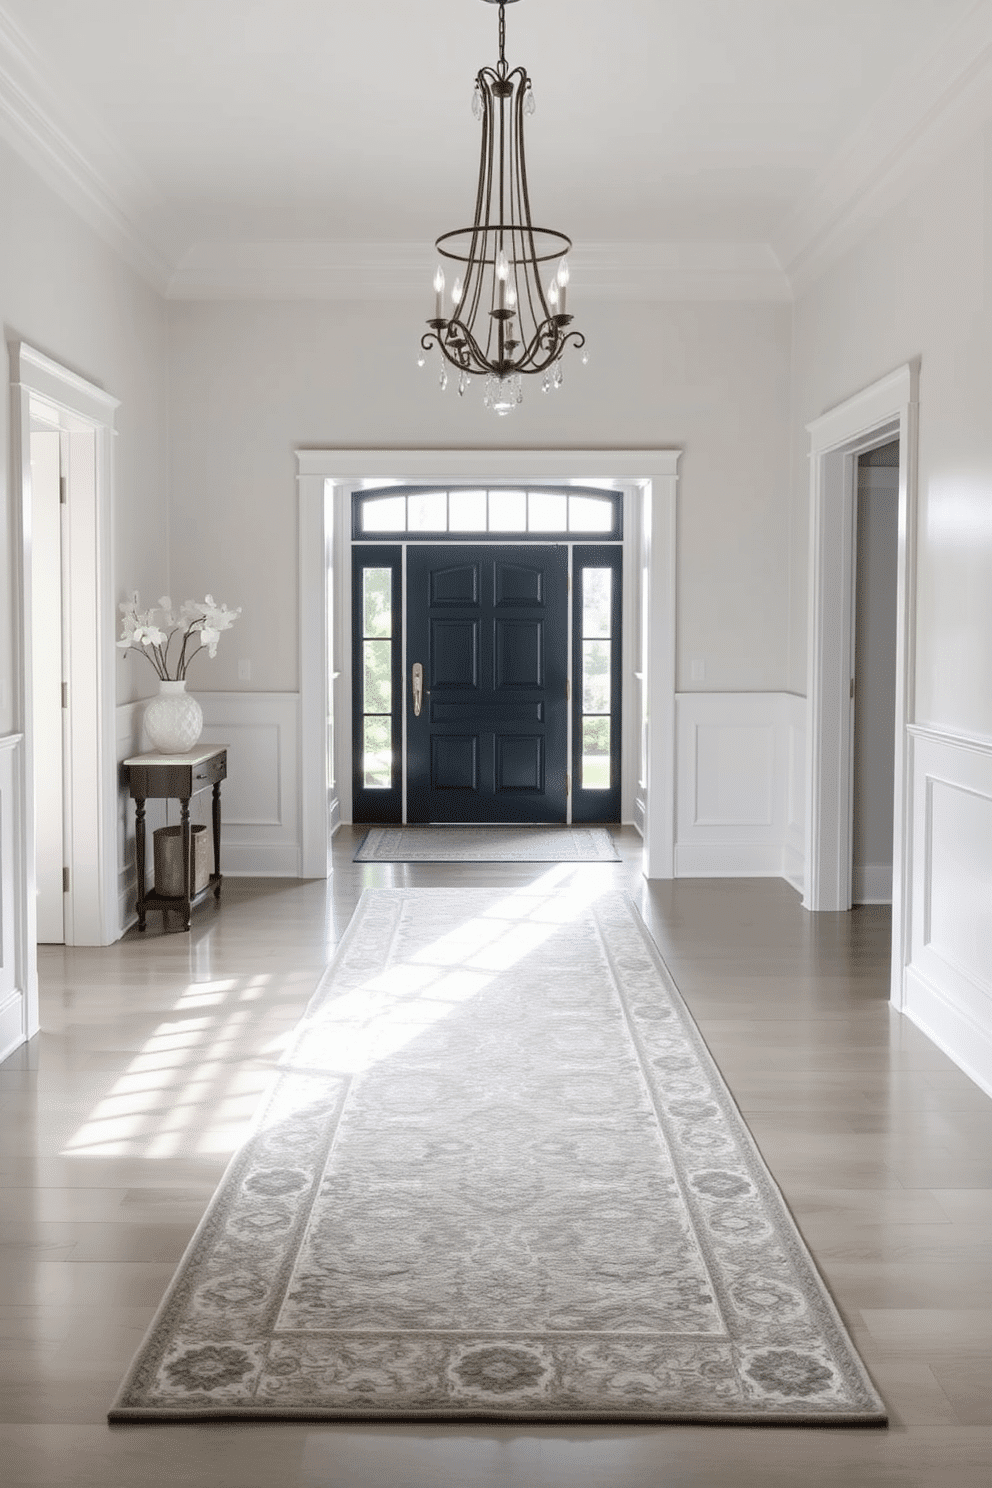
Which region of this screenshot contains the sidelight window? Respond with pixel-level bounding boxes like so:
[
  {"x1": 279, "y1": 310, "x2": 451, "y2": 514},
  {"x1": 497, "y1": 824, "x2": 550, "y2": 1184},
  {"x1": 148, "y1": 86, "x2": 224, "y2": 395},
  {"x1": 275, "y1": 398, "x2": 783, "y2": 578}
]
[
  {"x1": 572, "y1": 546, "x2": 622, "y2": 823},
  {"x1": 352, "y1": 547, "x2": 402, "y2": 821}
]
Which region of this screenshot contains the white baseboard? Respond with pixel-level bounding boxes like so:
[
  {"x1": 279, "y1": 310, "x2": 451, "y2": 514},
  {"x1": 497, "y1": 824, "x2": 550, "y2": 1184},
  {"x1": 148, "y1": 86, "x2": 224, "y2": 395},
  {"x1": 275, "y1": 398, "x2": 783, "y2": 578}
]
[
  {"x1": 0, "y1": 991, "x2": 26, "y2": 1065},
  {"x1": 674, "y1": 842, "x2": 789, "y2": 878},
  {"x1": 853, "y1": 863, "x2": 893, "y2": 903},
  {"x1": 904, "y1": 964, "x2": 992, "y2": 1100}
]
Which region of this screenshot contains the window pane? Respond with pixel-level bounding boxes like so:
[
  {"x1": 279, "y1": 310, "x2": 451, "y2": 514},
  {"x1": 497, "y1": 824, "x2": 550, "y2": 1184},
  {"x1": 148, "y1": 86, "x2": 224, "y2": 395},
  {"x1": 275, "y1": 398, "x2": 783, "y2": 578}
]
[
  {"x1": 408, "y1": 490, "x2": 447, "y2": 531},
  {"x1": 364, "y1": 640, "x2": 392, "y2": 714},
  {"x1": 362, "y1": 495, "x2": 406, "y2": 532},
  {"x1": 582, "y1": 569, "x2": 611, "y2": 638},
  {"x1": 582, "y1": 717, "x2": 611, "y2": 789},
  {"x1": 528, "y1": 490, "x2": 567, "y2": 531},
  {"x1": 582, "y1": 640, "x2": 610, "y2": 713},
  {"x1": 363, "y1": 568, "x2": 391, "y2": 638},
  {"x1": 363, "y1": 715, "x2": 391, "y2": 789},
  {"x1": 488, "y1": 488, "x2": 527, "y2": 530},
  {"x1": 448, "y1": 489, "x2": 488, "y2": 530},
  {"x1": 569, "y1": 495, "x2": 614, "y2": 532}
]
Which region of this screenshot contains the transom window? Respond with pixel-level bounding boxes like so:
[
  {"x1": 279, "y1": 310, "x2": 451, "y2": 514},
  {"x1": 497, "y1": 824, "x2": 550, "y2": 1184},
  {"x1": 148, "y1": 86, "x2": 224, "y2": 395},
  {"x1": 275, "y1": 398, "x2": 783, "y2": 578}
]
[{"x1": 354, "y1": 486, "x2": 621, "y2": 539}]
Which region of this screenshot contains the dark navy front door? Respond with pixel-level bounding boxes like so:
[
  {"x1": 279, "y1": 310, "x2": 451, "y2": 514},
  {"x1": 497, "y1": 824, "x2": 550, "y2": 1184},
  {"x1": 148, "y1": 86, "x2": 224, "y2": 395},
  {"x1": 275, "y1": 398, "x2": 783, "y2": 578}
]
[{"x1": 407, "y1": 544, "x2": 568, "y2": 823}]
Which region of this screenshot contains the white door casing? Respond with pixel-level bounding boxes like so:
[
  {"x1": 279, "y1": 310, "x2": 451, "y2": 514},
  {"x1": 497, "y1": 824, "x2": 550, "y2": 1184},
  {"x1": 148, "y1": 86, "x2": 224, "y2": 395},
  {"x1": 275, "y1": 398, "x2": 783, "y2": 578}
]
[
  {"x1": 804, "y1": 361, "x2": 920, "y2": 1011},
  {"x1": 297, "y1": 450, "x2": 680, "y2": 880},
  {"x1": 11, "y1": 342, "x2": 120, "y2": 981}
]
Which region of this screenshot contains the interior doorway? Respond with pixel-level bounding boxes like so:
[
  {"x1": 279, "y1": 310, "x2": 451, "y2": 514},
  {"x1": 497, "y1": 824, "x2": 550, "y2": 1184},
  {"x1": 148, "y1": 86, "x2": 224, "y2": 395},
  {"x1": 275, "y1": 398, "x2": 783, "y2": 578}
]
[
  {"x1": 12, "y1": 341, "x2": 120, "y2": 978},
  {"x1": 851, "y1": 441, "x2": 899, "y2": 905},
  {"x1": 804, "y1": 360, "x2": 919, "y2": 1012},
  {"x1": 29, "y1": 421, "x2": 67, "y2": 942}
]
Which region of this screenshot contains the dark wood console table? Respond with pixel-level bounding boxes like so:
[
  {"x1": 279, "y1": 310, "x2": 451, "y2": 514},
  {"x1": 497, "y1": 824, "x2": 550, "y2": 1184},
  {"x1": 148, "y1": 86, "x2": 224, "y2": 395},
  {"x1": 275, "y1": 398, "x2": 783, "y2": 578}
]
[{"x1": 125, "y1": 745, "x2": 227, "y2": 932}]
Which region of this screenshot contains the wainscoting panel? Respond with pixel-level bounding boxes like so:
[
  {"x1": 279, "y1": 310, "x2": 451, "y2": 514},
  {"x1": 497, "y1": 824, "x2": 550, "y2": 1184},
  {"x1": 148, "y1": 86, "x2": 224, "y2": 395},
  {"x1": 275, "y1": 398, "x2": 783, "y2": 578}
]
[
  {"x1": 675, "y1": 693, "x2": 805, "y2": 883},
  {"x1": 904, "y1": 725, "x2": 992, "y2": 1098},
  {"x1": 0, "y1": 734, "x2": 27, "y2": 1060},
  {"x1": 174, "y1": 693, "x2": 301, "y2": 878}
]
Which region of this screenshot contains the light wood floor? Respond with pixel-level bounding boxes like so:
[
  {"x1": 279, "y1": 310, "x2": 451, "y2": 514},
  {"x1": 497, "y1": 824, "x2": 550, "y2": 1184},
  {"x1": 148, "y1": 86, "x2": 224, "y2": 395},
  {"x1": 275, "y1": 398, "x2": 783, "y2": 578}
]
[{"x1": 2, "y1": 828, "x2": 991, "y2": 1486}]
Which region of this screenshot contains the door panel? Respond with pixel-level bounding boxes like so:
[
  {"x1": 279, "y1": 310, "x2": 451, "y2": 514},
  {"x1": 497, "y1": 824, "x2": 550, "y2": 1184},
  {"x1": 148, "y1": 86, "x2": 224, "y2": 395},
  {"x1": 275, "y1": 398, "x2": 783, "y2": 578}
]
[{"x1": 407, "y1": 544, "x2": 567, "y2": 822}]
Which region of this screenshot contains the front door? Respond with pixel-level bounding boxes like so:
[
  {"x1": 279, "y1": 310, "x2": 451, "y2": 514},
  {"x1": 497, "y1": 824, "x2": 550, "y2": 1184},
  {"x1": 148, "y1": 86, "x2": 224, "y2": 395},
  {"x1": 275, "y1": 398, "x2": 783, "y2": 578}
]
[{"x1": 406, "y1": 544, "x2": 568, "y2": 823}]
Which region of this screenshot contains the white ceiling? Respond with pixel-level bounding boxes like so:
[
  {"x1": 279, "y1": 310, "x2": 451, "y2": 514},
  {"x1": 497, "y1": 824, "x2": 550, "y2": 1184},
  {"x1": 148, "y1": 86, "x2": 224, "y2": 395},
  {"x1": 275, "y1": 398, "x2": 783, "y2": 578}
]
[{"x1": 1, "y1": 0, "x2": 990, "y2": 296}]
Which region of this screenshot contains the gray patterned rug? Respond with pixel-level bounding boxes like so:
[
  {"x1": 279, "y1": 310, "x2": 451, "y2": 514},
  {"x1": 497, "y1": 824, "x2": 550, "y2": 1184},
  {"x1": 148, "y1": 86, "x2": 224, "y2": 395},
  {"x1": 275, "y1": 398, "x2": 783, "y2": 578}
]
[
  {"x1": 354, "y1": 825, "x2": 620, "y2": 862},
  {"x1": 110, "y1": 887, "x2": 885, "y2": 1424}
]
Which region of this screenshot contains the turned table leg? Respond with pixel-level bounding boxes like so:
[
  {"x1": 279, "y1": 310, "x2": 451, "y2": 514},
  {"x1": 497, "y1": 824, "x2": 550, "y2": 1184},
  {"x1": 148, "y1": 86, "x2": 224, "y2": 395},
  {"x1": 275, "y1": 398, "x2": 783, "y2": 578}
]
[
  {"x1": 135, "y1": 796, "x2": 147, "y2": 931},
  {"x1": 180, "y1": 795, "x2": 192, "y2": 931},
  {"x1": 212, "y1": 779, "x2": 222, "y2": 898}
]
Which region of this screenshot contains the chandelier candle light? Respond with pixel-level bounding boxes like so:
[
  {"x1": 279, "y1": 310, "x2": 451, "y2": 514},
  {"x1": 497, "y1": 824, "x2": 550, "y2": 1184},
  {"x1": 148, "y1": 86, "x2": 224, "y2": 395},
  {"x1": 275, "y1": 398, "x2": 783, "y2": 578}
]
[{"x1": 421, "y1": 0, "x2": 586, "y2": 415}]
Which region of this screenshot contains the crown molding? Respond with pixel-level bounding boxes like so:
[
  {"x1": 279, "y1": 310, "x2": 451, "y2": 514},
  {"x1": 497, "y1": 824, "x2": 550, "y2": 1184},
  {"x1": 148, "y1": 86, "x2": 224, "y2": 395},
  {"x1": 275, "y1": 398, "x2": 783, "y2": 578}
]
[
  {"x1": 774, "y1": 0, "x2": 992, "y2": 294},
  {"x1": 0, "y1": 6, "x2": 171, "y2": 291},
  {"x1": 167, "y1": 239, "x2": 792, "y2": 304}
]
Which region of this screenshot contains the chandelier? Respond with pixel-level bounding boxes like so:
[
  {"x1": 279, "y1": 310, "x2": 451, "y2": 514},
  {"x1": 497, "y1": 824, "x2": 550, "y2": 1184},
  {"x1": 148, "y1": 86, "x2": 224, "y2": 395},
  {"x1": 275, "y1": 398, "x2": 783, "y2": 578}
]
[{"x1": 420, "y1": 0, "x2": 586, "y2": 415}]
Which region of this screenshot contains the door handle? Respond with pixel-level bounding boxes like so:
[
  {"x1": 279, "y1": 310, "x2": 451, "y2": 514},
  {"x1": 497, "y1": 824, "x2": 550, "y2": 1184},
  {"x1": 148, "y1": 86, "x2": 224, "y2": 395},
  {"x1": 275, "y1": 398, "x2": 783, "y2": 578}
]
[{"x1": 412, "y1": 662, "x2": 424, "y2": 717}]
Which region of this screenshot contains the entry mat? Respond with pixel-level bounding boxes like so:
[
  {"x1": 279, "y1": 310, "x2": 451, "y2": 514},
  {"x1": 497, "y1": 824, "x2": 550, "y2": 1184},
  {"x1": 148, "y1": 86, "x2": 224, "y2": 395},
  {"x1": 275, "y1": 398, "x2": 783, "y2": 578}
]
[{"x1": 353, "y1": 825, "x2": 621, "y2": 863}]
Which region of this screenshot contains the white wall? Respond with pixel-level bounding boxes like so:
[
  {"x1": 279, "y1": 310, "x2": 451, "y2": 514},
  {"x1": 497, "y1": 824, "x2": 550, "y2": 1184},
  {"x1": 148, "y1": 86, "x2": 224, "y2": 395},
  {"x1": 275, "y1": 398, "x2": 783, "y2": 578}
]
[
  {"x1": 791, "y1": 120, "x2": 992, "y2": 1092},
  {"x1": 166, "y1": 297, "x2": 793, "y2": 698},
  {"x1": 0, "y1": 133, "x2": 169, "y2": 1000},
  {"x1": 0, "y1": 135, "x2": 169, "y2": 729}
]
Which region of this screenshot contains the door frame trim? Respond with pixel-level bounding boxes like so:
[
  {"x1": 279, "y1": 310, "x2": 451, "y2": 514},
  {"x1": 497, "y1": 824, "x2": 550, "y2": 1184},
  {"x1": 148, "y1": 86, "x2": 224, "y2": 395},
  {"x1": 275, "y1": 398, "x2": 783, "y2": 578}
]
[
  {"x1": 9, "y1": 341, "x2": 120, "y2": 1006},
  {"x1": 297, "y1": 449, "x2": 680, "y2": 879},
  {"x1": 804, "y1": 362, "x2": 919, "y2": 1012}
]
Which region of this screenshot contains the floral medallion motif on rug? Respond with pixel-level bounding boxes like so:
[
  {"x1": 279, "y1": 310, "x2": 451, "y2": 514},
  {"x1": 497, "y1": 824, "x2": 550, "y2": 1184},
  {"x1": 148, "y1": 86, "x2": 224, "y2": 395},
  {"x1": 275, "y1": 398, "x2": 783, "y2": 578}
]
[
  {"x1": 353, "y1": 825, "x2": 620, "y2": 862},
  {"x1": 110, "y1": 887, "x2": 886, "y2": 1423}
]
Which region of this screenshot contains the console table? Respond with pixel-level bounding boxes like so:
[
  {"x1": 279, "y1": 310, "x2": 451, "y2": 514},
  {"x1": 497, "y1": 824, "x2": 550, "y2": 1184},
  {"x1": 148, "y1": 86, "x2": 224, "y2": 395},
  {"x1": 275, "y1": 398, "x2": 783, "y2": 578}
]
[{"x1": 125, "y1": 745, "x2": 227, "y2": 932}]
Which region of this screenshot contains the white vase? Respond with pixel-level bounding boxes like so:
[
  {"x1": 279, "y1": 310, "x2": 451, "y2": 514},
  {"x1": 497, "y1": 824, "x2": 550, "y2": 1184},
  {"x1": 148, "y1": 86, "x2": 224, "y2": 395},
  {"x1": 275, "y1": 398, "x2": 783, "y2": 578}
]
[{"x1": 144, "y1": 679, "x2": 204, "y2": 754}]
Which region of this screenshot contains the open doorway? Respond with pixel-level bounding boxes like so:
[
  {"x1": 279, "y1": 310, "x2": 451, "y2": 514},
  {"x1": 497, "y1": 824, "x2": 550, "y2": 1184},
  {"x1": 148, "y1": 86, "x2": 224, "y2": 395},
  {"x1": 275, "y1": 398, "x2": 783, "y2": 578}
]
[
  {"x1": 851, "y1": 441, "x2": 899, "y2": 905},
  {"x1": 28, "y1": 417, "x2": 67, "y2": 942},
  {"x1": 12, "y1": 341, "x2": 119, "y2": 983},
  {"x1": 804, "y1": 360, "x2": 919, "y2": 1012}
]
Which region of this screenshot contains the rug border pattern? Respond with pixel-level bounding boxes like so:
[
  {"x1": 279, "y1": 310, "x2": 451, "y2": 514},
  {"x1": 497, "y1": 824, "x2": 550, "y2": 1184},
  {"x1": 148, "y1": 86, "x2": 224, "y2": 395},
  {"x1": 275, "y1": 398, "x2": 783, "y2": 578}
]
[{"x1": 109, "y1": 889, "x2": 886, "y2": 1426}]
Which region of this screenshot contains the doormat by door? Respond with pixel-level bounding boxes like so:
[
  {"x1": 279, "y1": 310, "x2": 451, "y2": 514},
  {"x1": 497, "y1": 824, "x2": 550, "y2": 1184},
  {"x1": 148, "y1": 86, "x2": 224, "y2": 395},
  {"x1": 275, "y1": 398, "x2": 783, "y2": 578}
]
[
  {"x1": 110, "y1": 887, "x2": 885, "y2": 1424},
  {"x1": 353, "y1": 825, "x2": 620, "y2": 862}
]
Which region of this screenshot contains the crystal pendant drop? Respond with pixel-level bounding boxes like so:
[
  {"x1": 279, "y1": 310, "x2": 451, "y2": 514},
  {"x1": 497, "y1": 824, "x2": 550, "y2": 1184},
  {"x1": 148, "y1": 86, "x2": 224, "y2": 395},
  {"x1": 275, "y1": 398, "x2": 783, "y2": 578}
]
[
  {"x1": 472, "y1": 85, "x2": 483, "y2": 120},
  {"x1": 439, "y1": 369, "x2": 448, "y2": 392},
  {"x1": 458, "y1": 370, "x2": 469, "y2": 398},
  {"x1": 553, "y1": 362, "x2": 563, "y2": 389},
  {"x1": 484, "y1": 372, "x2": 522, "y2": 416},
  {"x1": 581, "y1": 351, "x2": 590, "y2": 366},
  {"x1": 542, "y1": 370, "x2": 552, "y2": 394},
  {"x1": 524, "y1": 86, "x2": 536, "y2": 116},
  {"x1": 417, "y1": 353, "x2": 426, "y2": 368}
]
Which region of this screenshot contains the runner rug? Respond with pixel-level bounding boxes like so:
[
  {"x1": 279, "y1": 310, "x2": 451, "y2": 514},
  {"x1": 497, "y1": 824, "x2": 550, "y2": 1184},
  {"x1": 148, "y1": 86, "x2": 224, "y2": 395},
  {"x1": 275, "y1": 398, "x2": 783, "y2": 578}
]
[
  {"x1": 110, "y1": 886, "x2": 885, "y2": 1424},
  {"x1": 354, "y1": 825, "x2": 620, "y2": 863}
]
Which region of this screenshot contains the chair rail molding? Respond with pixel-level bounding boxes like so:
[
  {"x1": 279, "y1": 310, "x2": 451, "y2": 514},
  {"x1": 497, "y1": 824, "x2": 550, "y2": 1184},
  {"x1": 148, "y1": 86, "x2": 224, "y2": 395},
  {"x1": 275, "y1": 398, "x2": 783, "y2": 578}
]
[{"x1": 804, "y1": 361, "x2": 920, "y2": 1020}]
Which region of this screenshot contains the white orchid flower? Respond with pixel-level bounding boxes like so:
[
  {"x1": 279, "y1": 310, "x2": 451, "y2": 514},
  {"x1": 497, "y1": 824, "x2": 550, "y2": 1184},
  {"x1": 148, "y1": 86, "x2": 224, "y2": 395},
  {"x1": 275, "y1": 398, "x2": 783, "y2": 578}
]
[{"x1": 132, "y1": 624, "x2": 168, "y2": 647}]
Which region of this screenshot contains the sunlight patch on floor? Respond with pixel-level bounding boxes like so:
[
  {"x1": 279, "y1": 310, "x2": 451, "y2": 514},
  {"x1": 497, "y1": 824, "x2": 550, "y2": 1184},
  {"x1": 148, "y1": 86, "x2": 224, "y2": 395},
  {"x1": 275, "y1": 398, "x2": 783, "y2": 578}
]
[{"x1": 61, "y1": 869, "x2": 611, "y2": 1161}]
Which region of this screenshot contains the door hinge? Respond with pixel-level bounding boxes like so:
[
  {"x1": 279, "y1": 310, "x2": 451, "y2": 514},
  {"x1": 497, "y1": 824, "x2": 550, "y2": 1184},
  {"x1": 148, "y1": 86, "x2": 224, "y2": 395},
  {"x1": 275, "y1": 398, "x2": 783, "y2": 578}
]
[
  {"x1": 850, "y1": 677, "x2": 855, "y2": 699},
  {"x1": 566, "y1": 679, "x2": 570, "y2": 702},
  {"x1": 59, "y1": 474, "x2": 67, "y2": 505},
  {"x1": 566, "y1": 772, "x2": 571, "y2": 796},
  {"x1": 61, "y1": 681, "x2": 68, "y2": 709},
  {"x1": 63, "y1": 866, "x2": 70, "y2": 894},
  {"x1": 567, "y1": 572, "x2": 571, "y2": 593}
]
